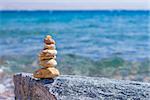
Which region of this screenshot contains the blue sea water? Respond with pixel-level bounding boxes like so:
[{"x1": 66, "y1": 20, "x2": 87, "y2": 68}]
[
  {"x1": 0, "y1": 11, "x2": 150, "y2": 79},
  {"x1": 0, "y1": 11, "x2": 149, "y2": 61}
]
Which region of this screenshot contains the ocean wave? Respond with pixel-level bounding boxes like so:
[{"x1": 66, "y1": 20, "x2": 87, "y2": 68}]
[{"x1": 0, "y1": 54, "x2": 149, "y2": 82}]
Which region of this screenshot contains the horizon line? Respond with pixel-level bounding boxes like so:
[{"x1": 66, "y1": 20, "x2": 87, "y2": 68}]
[{"x1": 0, "y1": 9, "x2": 149, "y2": 11}]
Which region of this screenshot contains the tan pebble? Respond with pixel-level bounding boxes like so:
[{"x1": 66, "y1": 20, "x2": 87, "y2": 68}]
[
  {"x1": 39, "y1": 50, "x2": 57, "y2": 57},
  {"x1": 42, "y1": 50, "x2": 57, "y2": 55},
  {"x1": 39, "y1": 53, "x2": 55, "y2": 58},
  {"x1": 39, "y1": 59, "x2": 57, "y2": 68},
  {"x1": 46, "y1": 35, "x2": 51, "y2": 39},
  {"x1": 33, "y1": 67, "x2": 60, "y2": 78},
  {"x1": 44, "y1": 44, "x2": 56, "y2": 50},
  {"x1": 39, "y1": 55, "x2": 56, "y2": 60},
  {"x1": 44, "y1": 38, "x2": 55, "y2": 44},
  {"x1": 39, "y1": 53, "x2": 56, "y2": 59}
]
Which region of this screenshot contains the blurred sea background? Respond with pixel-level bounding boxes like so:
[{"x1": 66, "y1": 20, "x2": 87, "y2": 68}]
[{"x1": 0, "y1": 10, "x2": 149, "y2": 99}]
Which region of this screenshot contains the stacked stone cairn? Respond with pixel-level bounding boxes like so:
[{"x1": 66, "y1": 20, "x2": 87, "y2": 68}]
[{"x1": 33, "y1": 35, "x2": 60, "y2": 78}]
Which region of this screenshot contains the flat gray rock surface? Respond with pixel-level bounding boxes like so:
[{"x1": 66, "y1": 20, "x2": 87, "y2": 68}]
[{"x1": 13, "y1": 73, "x2": 150, "y2": 100}]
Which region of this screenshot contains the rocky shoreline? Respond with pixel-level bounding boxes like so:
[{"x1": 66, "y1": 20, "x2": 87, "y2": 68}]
[
  {"x1": 13, "y1": 73, "x2": 150, "y2": 100},
  {"x1": 0, "y1": 68, "x2": 150, "y2": 99},
  {"x1": 0, "y1": 76, "x2": 14, "y2": 99}
]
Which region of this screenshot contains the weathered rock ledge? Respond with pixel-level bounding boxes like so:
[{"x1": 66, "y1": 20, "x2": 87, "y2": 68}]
[{"x1": 13, "y1": 73, "x2": 150, "y2": 100}]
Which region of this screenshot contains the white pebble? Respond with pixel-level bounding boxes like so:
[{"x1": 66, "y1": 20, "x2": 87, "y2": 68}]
[{"x1": 0, "y1": 84, "x2": 6, "y2": 93}]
